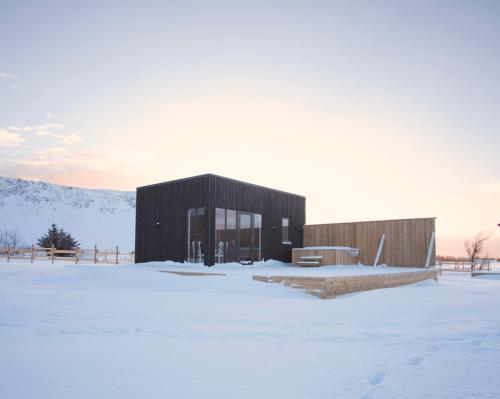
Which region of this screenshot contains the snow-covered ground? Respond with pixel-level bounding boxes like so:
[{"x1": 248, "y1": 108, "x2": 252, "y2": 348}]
[
  {"x1": 1, "y1": 260, "x2": 500, "y2": 399},
  {"x1": 156, "y1": 260, "x2": 427, "y2": 277}
]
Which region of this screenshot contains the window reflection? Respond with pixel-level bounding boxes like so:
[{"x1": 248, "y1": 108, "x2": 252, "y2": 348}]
[
  {"x1": 226, "y1": 210, "x2": 237, "y2": 262},
  {"x1": 254, "y1": 214, "x2": 262, "y2": 261},
  {"x1": 214, "y1": 208, "x2": 261, "y2": 263},
  {"x1": 215, "y1": 208, "x2": 226, "y2": 263},
  {"x1": 187, "y1": 207, "x2": 205, "y2": 263},
  {"x1": 282, "y1": 217, "x2": 290, "y2": 243}
]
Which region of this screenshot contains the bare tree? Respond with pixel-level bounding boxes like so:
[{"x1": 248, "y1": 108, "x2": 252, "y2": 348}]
[
  {"x1": 0, "y1": 230, "x2": 8, "y2": 249},
  {"x1": 0, "y1": 229, "x2": 22, "y2": 250},
  {"x1": 465, "y1": 233, "x2": 490, "y2": 269}
]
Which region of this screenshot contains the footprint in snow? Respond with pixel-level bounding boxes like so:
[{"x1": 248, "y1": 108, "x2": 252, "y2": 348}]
[
  {"x1": 407, "y1": 356, "x2": 423, "y2": 366},
  {"x1": 425, "y1": 344, "x2": 441, "y2": 353},
  {"x1": 368, "y1": 371, "x2": 385, "y2": 386}
]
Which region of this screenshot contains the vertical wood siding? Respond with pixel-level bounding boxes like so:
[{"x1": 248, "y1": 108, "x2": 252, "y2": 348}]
[
  {"x1": 303, "y1": 218, "x2": 435, "y2": 267},
  {"x1": 135, "y1": 175, "x2": 209, "y2": 264},
  {"x1": 209, "y1": 175, "x2": 305, "y2": 264},
  {"x1": 135, "y1": 174, "x2": 306, "y2": 265}
]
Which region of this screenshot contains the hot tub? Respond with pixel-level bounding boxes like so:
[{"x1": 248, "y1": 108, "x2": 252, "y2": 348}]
[{"x1": 292, "y1": 246, "x2": 359, "y2": 267}]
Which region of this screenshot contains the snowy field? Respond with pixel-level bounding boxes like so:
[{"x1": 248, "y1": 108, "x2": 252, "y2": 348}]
[{"x1": 1, "y1": 260, "x2": 500, "y2": 399}]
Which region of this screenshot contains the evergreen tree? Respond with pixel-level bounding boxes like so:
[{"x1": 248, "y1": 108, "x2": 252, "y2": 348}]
[
  {"x1": 37, "y1": 224, "x2": 79, "y2": 255},
  {"x1": 37, "y1": 224, "x2": 59, "y2": 248}
]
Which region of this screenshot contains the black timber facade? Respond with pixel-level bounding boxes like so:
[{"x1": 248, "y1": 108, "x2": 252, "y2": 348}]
[{"x1": 135, "y1": 174, "x2": 306, "y2": 266}]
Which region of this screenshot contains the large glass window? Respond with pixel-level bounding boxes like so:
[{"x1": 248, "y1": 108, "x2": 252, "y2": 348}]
[
  {"x1": 282, "y1": 217, "x2": 290, "y2": 244},
  {"x1": 214, "y1": 208, "x2": 261, "y2": 263},
  {"x1": 238, "y1": 213, "x2": 252, "y2": 261},
  {"x1": 187, "y1": 207, "x2": 205, "y2": 263},
  {"x1": 226, "y1": 210, "x2": 237, "y2": 262},
  {"x1": 215, "y1": 208, "x2": 226, "y2": 263},
  {"x1": 254, "y1": 214, "x2": 262, "y2": 261}
]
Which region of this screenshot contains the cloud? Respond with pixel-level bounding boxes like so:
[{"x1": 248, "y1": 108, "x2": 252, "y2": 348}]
[
  {"x1": 16, "y1": 154, "x2": 92, "y2": 170},
  {"x1": 45, "y1": 112, "x2": 53, "y2": 118},
  {"x1": 0, "y1": 72, "x2": 18, "y2": 81},
  {"x1": 0, "y1": 72, "x2": 19, "y2": 89},
  {"x1": 0, "y1": 129, "x2": 25, "y2": 147},
  {"x1": 0, "y1": 145, "x2": 144, "y2": 191},
  {"x1": 9, "y1": 122, "x2": 65, "y2": 132},
  {"x1": 53, "y1": 131, "x2": 82, "y2": 145},
  {"x1": 33, "y1": 147, "x2": 71, "y2": 157},
  {"x1": 15, "y1": 147, "x2": 109, "y2": 171},
  {"x1": 35, "y1": 130, "x2": 81, "y2": 144},
  {"x1": 8, "y1": 122, "x2": 65, "y2": 137},
  {"x1": 7, "y1": 122, "x2": 81, "y2": 145}
]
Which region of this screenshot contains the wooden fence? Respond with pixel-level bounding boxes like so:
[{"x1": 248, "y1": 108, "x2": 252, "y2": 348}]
[
  {"x1": 0, "y1": 245, "x2": 134, "y2": 264},
  {"x1": 304, "y1": 217, "x2": 436, "y2": 268},
  {"x1": 437, "y1": 259, "x2": 493, "y2": 274}
]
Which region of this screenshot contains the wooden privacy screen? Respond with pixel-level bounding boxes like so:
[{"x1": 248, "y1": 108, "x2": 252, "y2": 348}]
[{"x1": 304, "y1": 218, "x2": 436, "y2": 267}]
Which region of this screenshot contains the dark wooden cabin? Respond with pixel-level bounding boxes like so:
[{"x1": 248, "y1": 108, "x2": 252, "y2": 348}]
[{"x1": 135, "y1": 174, "x2": 306, "y2": 266}]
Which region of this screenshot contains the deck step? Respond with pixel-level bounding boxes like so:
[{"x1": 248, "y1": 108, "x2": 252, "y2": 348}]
[
  {"x1": 297, "y1": 260, "x2": 321, "y2": 267},
  {"x1": 300, "y1": 255, "x2": 323, "y2": 261}
]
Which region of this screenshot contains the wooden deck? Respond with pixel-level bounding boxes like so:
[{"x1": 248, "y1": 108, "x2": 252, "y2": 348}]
[
  {"x1": 159, "y1": 270, "x2": 226, "y2": 277},
  {"x1": 253, "y1": 269, "x2": 438, "y2": 299}
]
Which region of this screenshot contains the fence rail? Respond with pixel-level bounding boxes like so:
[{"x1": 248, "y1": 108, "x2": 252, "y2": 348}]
[
  {"x1": 0, "y1": 245, "x2": 134, "y2": 264},
  {"x1": 437, "y1": 259, "x2": 492, "y2": 274}
]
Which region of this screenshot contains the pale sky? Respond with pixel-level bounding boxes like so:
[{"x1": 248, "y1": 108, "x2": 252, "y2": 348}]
[{"x1": 1, "y1": 1, "x2": 499, "y2": 256}]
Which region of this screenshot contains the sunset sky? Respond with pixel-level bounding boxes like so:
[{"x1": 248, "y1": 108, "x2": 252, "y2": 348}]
[{"x1": 1, "y1": 1, "x2": 499, "y2": 256}]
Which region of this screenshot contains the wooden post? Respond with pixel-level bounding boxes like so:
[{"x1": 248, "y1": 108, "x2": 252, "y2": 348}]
[
  {"x1": 6, "y1": 246, "x2": 10, "y2": 262},
  {"x1": 115, "y1": 245, "x2": 119, "y2": 264},
  {"x1": 75, "y1": 248, "x2": 79, "y2": 264},
  {"x1": 51, "y1": 245, "x2": 55, "y2": 264},
  {"x1": 424, "y1": 232, "x2": 435, "y2": 269},
  {"x1": 94, "y1": 245, "x2": 97, "y2": 264},
  {"x1": 31, "y1": 244, "x2": 35, "y2": 263},
  {"x1": 373, "y1": 234, "x2": 385, "y2": 266}
]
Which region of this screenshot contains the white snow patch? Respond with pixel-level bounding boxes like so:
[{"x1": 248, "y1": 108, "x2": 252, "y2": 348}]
[{"x1": 1, "y1": 259, "x2": 500, "y2": 399}]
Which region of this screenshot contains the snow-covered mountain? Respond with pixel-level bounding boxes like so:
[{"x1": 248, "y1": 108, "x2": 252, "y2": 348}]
[{"x1": 0, "y1": 177, "x2": 136, "y2": 250}]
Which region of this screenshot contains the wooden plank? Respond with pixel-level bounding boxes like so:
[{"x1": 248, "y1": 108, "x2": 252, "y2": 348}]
[
  {"x1": 160, "y1": 270, "x2": 226, "y2": 277},
  {"x1": 254, "y1": 270, "x2": 438, "y2": 299},
  {"x1": 53, "y1": 250, "x2": 78, "y2": 254},
  {"x1": 303, "y1": 217, "x2": 436, "y2": 268}
]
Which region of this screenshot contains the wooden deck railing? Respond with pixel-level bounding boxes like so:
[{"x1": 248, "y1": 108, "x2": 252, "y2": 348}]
[{"x1": 0, "y1": 245, "x2": 134, "y2": 264}]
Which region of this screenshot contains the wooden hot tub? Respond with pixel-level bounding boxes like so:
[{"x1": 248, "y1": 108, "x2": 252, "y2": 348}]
[{"x1": 292, "y1": 246, "x2": 359, "y2": 267}]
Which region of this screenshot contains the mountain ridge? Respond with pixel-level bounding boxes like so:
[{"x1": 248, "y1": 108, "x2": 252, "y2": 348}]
[{"x1": 0, "y1": 176, "x2": 136, "y2": 250}]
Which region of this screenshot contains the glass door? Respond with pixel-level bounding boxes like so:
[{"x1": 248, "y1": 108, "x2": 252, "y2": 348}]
[
  {"x1": 215, "y1": 208, "x2": 262, "y2": 263},
  {"x1": 237, "y1": 212, "x2": 253, "y2": 261},
  {"x1": 187, "y1": 207, "x2": 205, "y2": 263}
]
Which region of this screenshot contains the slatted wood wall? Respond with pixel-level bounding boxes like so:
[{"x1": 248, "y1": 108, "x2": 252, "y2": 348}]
[
  {"x1": 135, "y1": 174, "x2": 305, "y2": 265},
  {"x1": 304, "y1": 218, "x2": 435, "y2": 267}
]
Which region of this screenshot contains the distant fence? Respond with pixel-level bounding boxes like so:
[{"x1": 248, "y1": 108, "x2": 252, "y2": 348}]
[
  {"x1": 0, "y1": 245, "x2": 134, "y2": 264},
  {"x1": 437, "y1": 259, "x2": 493, "y2": 274}
]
